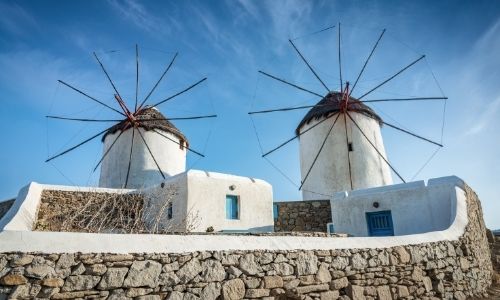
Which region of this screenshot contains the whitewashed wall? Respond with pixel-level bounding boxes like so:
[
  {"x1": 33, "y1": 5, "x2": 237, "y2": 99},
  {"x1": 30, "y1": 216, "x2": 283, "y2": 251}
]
[
  {"x1": 99, "y1": 127, "x2": 186, "y2": 189},
  {"x1": 0, "y1": 176, "x2": 469, "y2": 253},
  {"x1": 299, "y1": 112, "x2": 393, "y2": 200},
  {"x1": 331, "y1": 176, "x2": 459, "y2": 236},
  {"x1": 145, "y1": 170, "x2": 274, "y2": 233}
]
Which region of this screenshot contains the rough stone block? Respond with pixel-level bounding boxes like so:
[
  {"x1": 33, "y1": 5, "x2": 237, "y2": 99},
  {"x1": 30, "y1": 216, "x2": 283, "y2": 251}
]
[
  {"x1": 296, "y1": 252, "x2": 318, "y2": 275},
  {"x1": 320, "y1": 290, "x2": 340, "y2": 300},
  {"x1": 376, "y1": 286, "x2": 391, "y2": 300},
  {"x1": 263, "y1": 276, "x2": 283, "y2": 289},
  {"x1": 222, "y1": 278, "x2": 245, "y2": 300},
  {"x1": 98, "y1": 267, "x2": 128, "y2": 290},
  {"x1": 330, "y1": 277, "x2": 348, "y2": 290},
  {"x1": 295, "y1": 283, "x2": 329, "y2": 294},
  {"x1": 62, "y1": 275, "x2": 100, "y2": 291},
  {"x1": 123, "y1": 260, "x2": 162, "y2": 288},
  {"x1": 176, "y1": 258, "x2": 202, "y2": 284},
  {"x1": 245, "y1": 288, "x2": 270, "y2": 298},
  {"x1": 0, "y1": 274, "x2": 27, "y2": 285},
  {"x1": 346, "y1": 284, "x2": 365, "y2": 300},
  {"x1": 41, "y1": 278, "x2": 64, "y2": 287}
]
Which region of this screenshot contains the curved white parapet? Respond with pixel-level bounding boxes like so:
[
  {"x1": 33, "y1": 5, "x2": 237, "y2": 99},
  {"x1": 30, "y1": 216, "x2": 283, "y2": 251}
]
[
  {"x1": 331, "y1": 176, "x2": 466, "y2": 237},
  {"x1": 0, "y1": 176, "x2": 468, "y2": 254}
]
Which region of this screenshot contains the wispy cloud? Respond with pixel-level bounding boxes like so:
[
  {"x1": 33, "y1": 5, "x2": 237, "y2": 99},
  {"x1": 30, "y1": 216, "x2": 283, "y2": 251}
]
[
  {"x1": 460, "y1": 18, "x2": 500, "y2": 136},
  {"x1": 0, "y1": 2, "x2": 37, "y2": 36},
  {"x1": 263, "y1": 0, "x2": 313, "y2": 39},
  {"x1": 464, "y1": 96, "x2": 500, "y2": 136},
  {"x1": 0, "y1": 49, "x2": 101, "y2": 111},
  {"x1": 107, "y1": 0, "x2": 180, "y2": 36}
]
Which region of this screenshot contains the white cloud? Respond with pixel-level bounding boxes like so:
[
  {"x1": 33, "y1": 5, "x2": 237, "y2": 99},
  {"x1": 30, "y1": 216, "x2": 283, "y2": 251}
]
[
  {"x1": 263, "y1": 0, "x2": 313, "y2": 39},
  {"x1": 0, "y1": 2, "x2": 37, "y2": 35},
  {"x1": 107, "y1": 0, "x2": 180, "y2": 36},
  {"x1": 464, "y1": 96, "x2": 500, "y2": 136},
  {"x1": 0, "y1": 49, "x2": 103, "y2": 111},
  {"x1": 459, "y1": 18, "x2": 500, "y2": 136}
]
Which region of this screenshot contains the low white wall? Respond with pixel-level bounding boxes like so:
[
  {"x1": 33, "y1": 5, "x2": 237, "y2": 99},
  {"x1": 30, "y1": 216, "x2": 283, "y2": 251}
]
[
  {"x1": 331, "y1": 176, "x2": 461, "y2": 237},
  {"x1": 0, "y1": 182, "x2": 134, "y2": 231},
  {"x1": 0, "y1": 169, "x2": 274, "y2": 235},
  {"x1": 186, "y1": 170, "x2": 274, "y2": 232},
  {"x1": 144, "y1": 170, "x2": 274, "y2": 233},
  {"x1": 0, "y1": 176, "x2": 468, "y2": 253}
]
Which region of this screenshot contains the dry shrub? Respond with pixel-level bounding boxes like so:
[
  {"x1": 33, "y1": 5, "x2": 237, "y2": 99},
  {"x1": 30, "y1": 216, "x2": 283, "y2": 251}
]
[{"x1": 35, "y1": 185, "x2": 199, "y2": 234}]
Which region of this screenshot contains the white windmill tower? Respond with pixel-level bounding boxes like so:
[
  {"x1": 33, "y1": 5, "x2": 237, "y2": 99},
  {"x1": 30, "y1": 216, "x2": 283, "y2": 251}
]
[
  {"x1": 45, "y1": 46, "x2": 214, "y2": 189},
  {"x1": 99, "y1": 107, "x2": 189, "y2": 189},
  {"x1": 296, "y1": 87, "x2": 392, "y2": 200},
  {"x1": 248, "y1": 24, "x2": 445, "y2": 200}
]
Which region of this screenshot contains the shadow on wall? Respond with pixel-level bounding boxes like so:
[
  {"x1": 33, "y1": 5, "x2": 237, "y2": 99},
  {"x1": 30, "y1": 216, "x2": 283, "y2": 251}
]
[{"x1": 0, "y1": 199, "x2": 14, "y2": 220}]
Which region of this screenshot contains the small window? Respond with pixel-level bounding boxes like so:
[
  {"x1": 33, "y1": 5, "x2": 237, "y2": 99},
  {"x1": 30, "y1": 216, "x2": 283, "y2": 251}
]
[
  {"x1": 348, "y1": 142, "x2": 353, "y2": 152},
  {"x1": 273, "y1": 203, "x2": 279, "y2": 220},
  {"x1": 167, "y1": 203, "x2": 173, "y2": 220},
  {"x1": 226, "y1": 195, "x2": 239, "y2": 220}
]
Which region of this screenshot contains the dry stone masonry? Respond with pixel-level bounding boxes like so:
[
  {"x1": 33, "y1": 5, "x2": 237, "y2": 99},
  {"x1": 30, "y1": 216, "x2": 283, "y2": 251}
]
[
  {"x1": 274, "y1": 200, "x2": 331, "y2": 232},
  {"x1": 0, "y1": 185, "x2": 493, "y2": 299}
]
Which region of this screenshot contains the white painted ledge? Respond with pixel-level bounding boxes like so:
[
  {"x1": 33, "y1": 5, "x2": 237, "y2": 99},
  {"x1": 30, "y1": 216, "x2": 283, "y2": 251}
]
[{"x1": 0, "y1": 176, "x2": 468, "y2": 254}]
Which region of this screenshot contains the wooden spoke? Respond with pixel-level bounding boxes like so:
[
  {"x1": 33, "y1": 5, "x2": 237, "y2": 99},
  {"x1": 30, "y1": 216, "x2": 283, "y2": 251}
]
[
  {"x1": 248, "y1": 104, "x2": 330, "y2": 115},
  {"x1": 349, "y1": 29, "x2": 386, "y2": 97},
  {"x1": 46, "y1": 115, "x2": 122, "y2": 122},
  {"x1": 45, "y1": 127, "x2": 111, "y2": 163},
  {"x1": 58, "y1": 80, "x2": 125, "y2": 116},
  {"x1": 299, "y1": 113, "x2": 342, "y2": 190},
  {"x1": 150, "y1": 77, "x2": 207, "y2": 108},
  {"x1": 382, "y1": 121, "x2": 443, "y2": 147},
  {"x1": 262, "y1": 112, "x2": 338, "y2": 157},
  {"x1": 343, "y1": 114, "x2": 353, "y2": 190},
  {"x1": 93, "y1": 128, "x2": 127, "y2": 172},
  {"x1": 93, "y1": 52, "x2": 124, "y2": 105},
  {"x1": 338, "y1": 22, "x2": 343, "y2": 92},
  {"x1": 138, "y1": 52, "x2": 178, "y2": 110},
  {"x1": 135, "y1": 44, "x2": 139, "y2": 111},
  {"x1": 258, "y1": 70, "x2": 324, "y2": 98},
  {"x1": 152, "y1": 129, "x2": 205, "y2": 157},
  {"x1": 358, "y1": 55, "x2": 425, "y2": 100},
  {"x1": 136, "y1": 128, "x2": 166, "y2": 179},
  {"x1": 124, "y1": 127, "x2": 136, "y2": 188},
  {"x1": 359, "y1": 97, "x2": 447, "y2": 103},
  {"x1": 289, "y1": 39, "x2": 329, "y2": 92},
  {"x1": 346, "y1": 112, "x2": 406, "y2": 182}
]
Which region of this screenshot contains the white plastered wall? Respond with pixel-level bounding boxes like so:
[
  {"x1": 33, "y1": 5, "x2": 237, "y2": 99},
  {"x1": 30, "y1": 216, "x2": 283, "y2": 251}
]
[
  {"x1": 99, "y1": 128, "x2": 186, "y2": 189},
  {"x1": 0, "y1": 176, "x2": 468, "y2": 253},
  {"x1": 299, "y1": 112, "x2": 393, "y2": 200},
  {"x1": 331, "y1": 176, "x2": 460, "y2": 236},
  {"x1": 144, "y1": 170, "x2": 274, "y2": 233}
]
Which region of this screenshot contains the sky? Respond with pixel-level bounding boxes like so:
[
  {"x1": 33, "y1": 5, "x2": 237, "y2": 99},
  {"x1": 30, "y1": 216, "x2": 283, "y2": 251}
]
[{"x1": 0, "y1": 0, "x2": 499, "y2": 229}]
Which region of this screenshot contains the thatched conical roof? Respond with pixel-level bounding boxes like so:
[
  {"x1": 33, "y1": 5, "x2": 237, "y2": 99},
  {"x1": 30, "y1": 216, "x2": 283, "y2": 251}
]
[
  {"x1": 102, "y1": 107, "x2": 188, "y2": 146},
  {"x1": 296, "y1": 92, "x2": 382, "y2": 135}
]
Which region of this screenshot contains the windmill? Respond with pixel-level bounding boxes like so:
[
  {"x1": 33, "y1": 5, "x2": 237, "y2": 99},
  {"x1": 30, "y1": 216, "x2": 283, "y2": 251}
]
[
  {"x1": 249, "y1": 23, "x2": 447, "y2": 199},
  {"x1": 45, "y1": 45, "x2": 216, "y2": 189}
]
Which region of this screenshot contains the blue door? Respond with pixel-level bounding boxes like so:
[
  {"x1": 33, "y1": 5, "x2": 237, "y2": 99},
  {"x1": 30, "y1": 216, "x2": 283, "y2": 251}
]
[
  {"x1": 366, "y1": 210, "x2": 394, "y2": 236},
  {"x1": 226, "y1": 195, "x2": 239, "y2": 220}
]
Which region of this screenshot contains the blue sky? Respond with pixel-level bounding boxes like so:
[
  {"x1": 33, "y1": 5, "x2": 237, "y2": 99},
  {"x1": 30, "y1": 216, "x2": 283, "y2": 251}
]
[{"x1": 0, "y1": 0, "x2": 499, "y2": 228}]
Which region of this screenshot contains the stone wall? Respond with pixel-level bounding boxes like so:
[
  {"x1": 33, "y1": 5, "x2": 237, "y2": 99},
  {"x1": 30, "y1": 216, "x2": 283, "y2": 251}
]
[
  {"x1": 0, "y1": 185, "x2": 492, "y2": 299},
  {"x1": 274, "y1": 200, "x2": 331, "y2": 232},
  {"x1": 35, "y1": 190, "x2": 144, "y2": 233}
]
